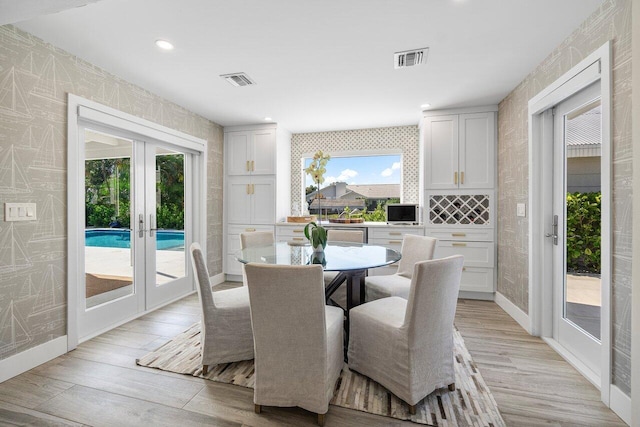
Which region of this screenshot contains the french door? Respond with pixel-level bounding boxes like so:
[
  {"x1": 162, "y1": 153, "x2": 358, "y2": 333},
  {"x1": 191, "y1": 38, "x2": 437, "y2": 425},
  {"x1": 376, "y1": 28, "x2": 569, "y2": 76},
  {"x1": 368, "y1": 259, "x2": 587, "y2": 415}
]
[
  {"x1": 551, "y1": 81, "x2": 602, "y2": 377},
  {"x1": 79, "y1": 127, "x2": 193, "y2": 340}
]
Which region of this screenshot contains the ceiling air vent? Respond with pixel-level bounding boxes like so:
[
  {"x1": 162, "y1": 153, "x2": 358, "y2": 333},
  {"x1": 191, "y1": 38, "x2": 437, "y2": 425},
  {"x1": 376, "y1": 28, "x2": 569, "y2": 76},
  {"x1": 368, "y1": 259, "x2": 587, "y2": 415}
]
[
  {"x1": 220, "y1": 72, "x2": 256, "y2": 87},
  {"x1": 394, "y1": 48, "x2": 429, "y2": 69}
]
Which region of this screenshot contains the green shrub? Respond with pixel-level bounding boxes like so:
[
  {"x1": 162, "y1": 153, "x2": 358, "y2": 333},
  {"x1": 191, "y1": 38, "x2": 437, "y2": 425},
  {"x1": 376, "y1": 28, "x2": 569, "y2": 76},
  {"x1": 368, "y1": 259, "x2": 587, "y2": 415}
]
[
  {"x1": 157, "y1": 204, "x2": 184, "y2": 230},
  {"x1": 566, "y1": 191, "x2": 601, "y2": 273},
  {"x1": 87, "y1": 204, "x2": 116, "y2": 227},
  {"x1": 362, "y1": 202, "x2": 386, "y2": 222}
]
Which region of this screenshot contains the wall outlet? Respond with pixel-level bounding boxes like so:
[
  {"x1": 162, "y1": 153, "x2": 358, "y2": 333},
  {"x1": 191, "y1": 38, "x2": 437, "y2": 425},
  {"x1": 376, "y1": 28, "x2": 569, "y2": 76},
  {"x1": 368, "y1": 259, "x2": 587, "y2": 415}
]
[
  {"x1": 516, "y1": 203, "x2": 526, "y2": 217},
  {"x1": 4, "y1": 203, "x2": 37, "y2": 222}
]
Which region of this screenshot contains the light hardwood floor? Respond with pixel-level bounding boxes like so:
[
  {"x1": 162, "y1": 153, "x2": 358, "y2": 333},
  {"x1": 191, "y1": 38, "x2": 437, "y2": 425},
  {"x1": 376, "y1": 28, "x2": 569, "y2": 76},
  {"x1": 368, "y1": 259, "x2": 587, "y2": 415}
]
[{"x1": 0, "y1": 284, "x2": 626, "y2": 426}]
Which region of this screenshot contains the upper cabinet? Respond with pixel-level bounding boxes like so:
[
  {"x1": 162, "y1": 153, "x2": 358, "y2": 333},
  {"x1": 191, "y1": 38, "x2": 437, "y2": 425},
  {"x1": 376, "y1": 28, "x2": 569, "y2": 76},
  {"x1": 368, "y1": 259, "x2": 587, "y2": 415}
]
[
  {"x1": 423, "y1": 111, "x2": 495, "y2": 190},
  {"x1": 226, "y1": 128, "x2": 276, "y2": 175}
]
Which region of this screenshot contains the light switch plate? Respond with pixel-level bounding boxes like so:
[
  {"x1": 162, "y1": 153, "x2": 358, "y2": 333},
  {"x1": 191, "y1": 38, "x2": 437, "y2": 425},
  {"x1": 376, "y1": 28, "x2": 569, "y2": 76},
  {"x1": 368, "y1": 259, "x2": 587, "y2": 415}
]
[
  {"x1": 516, "y1": 203, "x2": 526, "y2": 217},
  {"x1": 4, "y1": 203, "x2": 37, "y2": 222}
]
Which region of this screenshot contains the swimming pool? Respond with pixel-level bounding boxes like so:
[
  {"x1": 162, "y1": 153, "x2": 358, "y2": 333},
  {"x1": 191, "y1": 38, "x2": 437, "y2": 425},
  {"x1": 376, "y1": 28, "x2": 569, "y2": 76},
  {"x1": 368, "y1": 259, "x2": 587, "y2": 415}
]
[{"x1": 85, "y1": 229, "x2": 184, "y2": 250}]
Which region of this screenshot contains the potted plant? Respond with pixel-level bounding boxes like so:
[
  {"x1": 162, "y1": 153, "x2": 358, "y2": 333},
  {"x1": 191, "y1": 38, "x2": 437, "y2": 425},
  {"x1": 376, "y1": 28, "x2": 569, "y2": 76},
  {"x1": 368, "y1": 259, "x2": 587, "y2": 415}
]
[{"x1": 304, "y1": 221, "x2": 327, "y2": 253}]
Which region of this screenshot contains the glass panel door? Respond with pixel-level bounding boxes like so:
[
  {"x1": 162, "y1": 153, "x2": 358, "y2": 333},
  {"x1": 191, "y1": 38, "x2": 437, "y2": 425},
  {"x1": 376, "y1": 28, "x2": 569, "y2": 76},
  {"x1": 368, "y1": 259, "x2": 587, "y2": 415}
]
[
  {"x1": 80, "y1": 129, "x2": 142, "y2": 337},
  {"x1": 552, "y1": 81, "x2": 601, "y2": 376},
  {"x1": 144, "y1": 143, "x2": 192, "y2": 308}
]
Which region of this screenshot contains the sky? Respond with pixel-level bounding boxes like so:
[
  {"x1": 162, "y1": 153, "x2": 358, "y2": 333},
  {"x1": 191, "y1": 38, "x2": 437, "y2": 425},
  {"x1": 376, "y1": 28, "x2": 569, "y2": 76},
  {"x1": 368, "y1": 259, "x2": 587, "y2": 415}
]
[{"x1": 304, "y1": 154, "x2": 401, "y2": 188}]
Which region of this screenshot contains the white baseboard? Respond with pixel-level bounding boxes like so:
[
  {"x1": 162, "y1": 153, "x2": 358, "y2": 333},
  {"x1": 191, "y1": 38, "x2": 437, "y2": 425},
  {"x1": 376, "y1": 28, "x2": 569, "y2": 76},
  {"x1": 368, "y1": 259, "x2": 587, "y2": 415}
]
[
  {"x1": 209, "y1": 272, "x2": 225, "y2": 285},
  {"x1": 543, "y1": 337, "x2": 600, "y2": 389},
  {"x1": 0, "y1": 336, "x2": 67, "y2": 383},
  {"x1": 495, "y1": 291, "x2": 531, "y2": 334},
  {"x1": 459, "y1": 291, "x2": 494, "y2": 301},
  {"x1": 610, "y1": 384, "x2": 631, "y2": 425}
]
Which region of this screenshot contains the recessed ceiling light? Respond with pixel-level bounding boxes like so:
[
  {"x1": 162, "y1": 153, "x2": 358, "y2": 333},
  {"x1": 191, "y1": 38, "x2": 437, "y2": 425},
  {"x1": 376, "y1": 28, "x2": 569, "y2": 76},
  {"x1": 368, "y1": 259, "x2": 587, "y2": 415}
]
[
  {"x1": 155, "y1": 39, "x2": 174, "y2": 50},
  {"x1": 421, "y1": 103, "x2": 431, "y2": 109},
  {"x1": 264, "y1": 117, "x2": 273, "y2": 121}
]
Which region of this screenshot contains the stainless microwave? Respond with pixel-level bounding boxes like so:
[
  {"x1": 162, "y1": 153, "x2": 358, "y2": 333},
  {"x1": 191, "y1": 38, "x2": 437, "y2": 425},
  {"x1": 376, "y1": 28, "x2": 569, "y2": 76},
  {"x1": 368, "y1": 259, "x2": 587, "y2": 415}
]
[{"x1": 386, "y1": 203, "x2": 419, "y2": 225}]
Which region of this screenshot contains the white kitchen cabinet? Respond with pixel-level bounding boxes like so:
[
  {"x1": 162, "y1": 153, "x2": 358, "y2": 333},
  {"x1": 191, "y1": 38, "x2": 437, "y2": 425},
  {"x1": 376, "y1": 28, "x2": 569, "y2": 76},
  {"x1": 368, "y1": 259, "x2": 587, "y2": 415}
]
[
  {"x1": 226, "y1": 176, "x2": 276, "y2": 225},
  {"x1": 226, "y1": 225, "x2": 275, "y2": 276},
  {"x1": 224, "y1": 124, "x2": 291, "y2": 279},
  {"x1": 423, "y1": 111, "x2": 495, "y2": 190},
  {"x1": 367, "y1": 226, "x2": 424, "y2": 276},
  {"x1": 225, "y1": 128, "x2": 276, "y2": 175}
]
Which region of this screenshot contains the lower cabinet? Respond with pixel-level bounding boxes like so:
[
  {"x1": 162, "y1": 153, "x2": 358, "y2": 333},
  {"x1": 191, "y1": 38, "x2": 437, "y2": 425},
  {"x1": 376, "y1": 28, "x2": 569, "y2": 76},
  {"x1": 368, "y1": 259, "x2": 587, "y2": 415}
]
[
  {"x1": 226, "y1": 224, "x2": 274, "y2": 276},
  {"x1": 426, "y1": 227, "x2": 495, "y2": 294}
]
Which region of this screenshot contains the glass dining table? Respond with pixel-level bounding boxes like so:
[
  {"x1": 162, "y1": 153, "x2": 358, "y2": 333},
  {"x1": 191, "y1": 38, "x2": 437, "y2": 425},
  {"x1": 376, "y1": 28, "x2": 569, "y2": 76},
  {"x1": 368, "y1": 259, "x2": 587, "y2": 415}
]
[{"x1": 235, "y1": 241, "x2": 402, "y2": 312}]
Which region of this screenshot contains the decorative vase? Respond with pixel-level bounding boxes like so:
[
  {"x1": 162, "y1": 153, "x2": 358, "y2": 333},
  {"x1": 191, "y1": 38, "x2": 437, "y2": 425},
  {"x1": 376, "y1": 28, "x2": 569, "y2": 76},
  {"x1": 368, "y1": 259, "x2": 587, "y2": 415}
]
[{"x1": 313, "y1": 243, "x2": 325, "y2": 254}]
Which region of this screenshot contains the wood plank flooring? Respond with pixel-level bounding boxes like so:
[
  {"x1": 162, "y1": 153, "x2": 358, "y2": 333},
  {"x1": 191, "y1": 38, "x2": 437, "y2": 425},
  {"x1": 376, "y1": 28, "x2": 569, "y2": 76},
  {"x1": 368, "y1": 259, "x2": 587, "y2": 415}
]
[{"x1": 0, "y1": 284, "x2": 626, "y2": 426}]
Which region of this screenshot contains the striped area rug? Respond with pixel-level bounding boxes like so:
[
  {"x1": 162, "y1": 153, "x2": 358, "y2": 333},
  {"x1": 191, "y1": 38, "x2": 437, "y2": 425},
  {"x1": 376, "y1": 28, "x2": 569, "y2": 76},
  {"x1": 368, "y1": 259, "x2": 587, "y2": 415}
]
[{"x1": 137, "y1": 324, "x2": 505, "y2": 426}]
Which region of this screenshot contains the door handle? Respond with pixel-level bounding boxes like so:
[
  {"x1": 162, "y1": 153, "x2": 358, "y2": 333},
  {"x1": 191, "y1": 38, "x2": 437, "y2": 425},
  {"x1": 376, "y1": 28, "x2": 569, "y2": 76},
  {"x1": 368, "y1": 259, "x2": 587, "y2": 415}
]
[
  {"x1": 454, "y1": 171, "x2": 458, "y2": 185},
  {"x1": 460, "y1": 171, "x2": 464, "y2": 185},
  {"x1": 251, "y1": 160, "x2": 255, "y2": 171},
  {"x1": 138, "y1": 214, "x2": 145, "y2": 238},
  {"x1": 545, "y1": 215, "x2": 559, "y2": 245},
  {"x1": 246, "y1": 160, "x2": 250, "y2": 172}
]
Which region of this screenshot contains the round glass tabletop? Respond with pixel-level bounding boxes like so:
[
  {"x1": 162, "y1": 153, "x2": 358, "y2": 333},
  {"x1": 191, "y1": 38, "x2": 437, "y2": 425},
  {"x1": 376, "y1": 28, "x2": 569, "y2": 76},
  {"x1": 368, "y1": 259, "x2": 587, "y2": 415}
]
[{"x1": 235, "y1": 241, "x2": 401, "y2": 272}]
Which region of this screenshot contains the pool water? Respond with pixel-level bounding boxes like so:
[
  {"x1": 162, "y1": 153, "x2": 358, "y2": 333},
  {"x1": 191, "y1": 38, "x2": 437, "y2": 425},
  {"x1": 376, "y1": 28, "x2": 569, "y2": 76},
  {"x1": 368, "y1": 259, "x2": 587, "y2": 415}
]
[{"x1": 85, "y1": 229, "x2": 184, "y2": 250}]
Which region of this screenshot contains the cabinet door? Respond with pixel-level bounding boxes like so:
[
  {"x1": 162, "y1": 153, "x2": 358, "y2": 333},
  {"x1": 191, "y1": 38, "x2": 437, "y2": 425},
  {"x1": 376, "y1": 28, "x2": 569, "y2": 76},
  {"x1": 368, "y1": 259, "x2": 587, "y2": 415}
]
[
  {"x1": 250, "y1": 176, "x2": 276, "y2": 224},
  {"x1": 458, "y1": 112, "x2": 495, "y2": 189},
  {"x1": 424, "y1": 115, "x2": 459, "y2": 189},
  {"x1": 226, "y1": 132, "x2": 251, "y2": 175},
  {"x1": 226, "y1": 176, "x2": 252, "y2": 224},
  {"x1": 251, "y1": 129, "x2": 276, "y2": 175}
]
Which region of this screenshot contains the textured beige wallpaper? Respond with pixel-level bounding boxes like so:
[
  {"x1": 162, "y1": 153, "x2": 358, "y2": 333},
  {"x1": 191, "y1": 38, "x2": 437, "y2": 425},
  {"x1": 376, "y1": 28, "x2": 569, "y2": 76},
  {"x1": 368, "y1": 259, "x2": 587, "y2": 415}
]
[
  {"x1": 0, "y1": 25, "x2": 223, "y2": 360},
  {"x1": 497, "y1": 0, "x2": 632, "y2": 394},
  {"x1": 290, "y1": 126, "x2": 420, "y2": 209}
]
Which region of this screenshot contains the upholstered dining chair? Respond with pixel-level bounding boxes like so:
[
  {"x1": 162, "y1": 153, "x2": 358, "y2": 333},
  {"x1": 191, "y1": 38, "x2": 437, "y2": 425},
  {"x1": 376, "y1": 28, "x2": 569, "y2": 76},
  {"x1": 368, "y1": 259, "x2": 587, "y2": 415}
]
[
  {"x1": 189, "y1": 243, "x2": 254, "y2": 375},
  {"x1": 239, "y1": 231, "x2": 275, "y2": 286},
  {"x1": 244, "y1": 263, "x2": 343, "y2": 426},
  {"x1": 324, "y1": 229, "x2": 365, "y2": 308},
  {"x1": 348, "y1": 255, "x2": 464, "y2": 414},
  {"x1": 364, "y1": 234, "x2": 437, "y2": 301}
]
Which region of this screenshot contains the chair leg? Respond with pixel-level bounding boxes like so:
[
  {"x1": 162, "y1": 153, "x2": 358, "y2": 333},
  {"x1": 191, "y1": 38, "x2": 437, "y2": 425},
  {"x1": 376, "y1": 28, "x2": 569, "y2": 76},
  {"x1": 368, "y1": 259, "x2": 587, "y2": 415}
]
[
  {"x1": 254, "y1": 404, "x2": 262, "y2": 414},
  {"x1": 202, "y1": 365, "x2": 208, "y2": 376},
  {"x1": 408, "y1": 405, "x2": 416, "y2": 415},
  {"x1": 448, "y1": 383, "x2": 456, "y2": 391},
  {"x1": 317, "y1": 413, "x2": 325, "y2": 426}
]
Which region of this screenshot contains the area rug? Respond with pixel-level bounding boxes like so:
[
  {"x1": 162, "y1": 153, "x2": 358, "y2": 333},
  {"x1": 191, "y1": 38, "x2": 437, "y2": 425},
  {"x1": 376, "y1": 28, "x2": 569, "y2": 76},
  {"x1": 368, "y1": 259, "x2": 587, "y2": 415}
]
[{"x1": 137, "y1": 323, "x2": 505, "y2": 426}]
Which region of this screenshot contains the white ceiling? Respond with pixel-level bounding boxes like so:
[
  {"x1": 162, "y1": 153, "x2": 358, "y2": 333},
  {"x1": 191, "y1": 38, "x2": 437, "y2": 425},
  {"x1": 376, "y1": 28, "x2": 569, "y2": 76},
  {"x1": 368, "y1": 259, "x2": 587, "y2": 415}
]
[{"x1": 11, "y1": 0, "x2": 604, "y2": 133}]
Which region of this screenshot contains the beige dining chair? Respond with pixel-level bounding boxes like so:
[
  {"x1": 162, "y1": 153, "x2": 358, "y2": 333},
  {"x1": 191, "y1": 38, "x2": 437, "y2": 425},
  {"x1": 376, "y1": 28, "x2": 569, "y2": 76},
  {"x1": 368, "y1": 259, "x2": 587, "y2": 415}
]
[
  {"x1": 324, "y1": 229, "x2": 365, "y2": 308},
  {"x1": 348, "y1": 255, "x2": 464, "y2": 413},
  {"x1": 364, "y1": 234, "x2": 437, "y2": 301},
  {"x1": 189, "y1": 243, "x2": 254, "y2": 375},
  {"x1": 244, "y1": 263, "x2": 343, "y2": 426},
  {"x1": 239, "y1": 231, "x2": 275, "y2": 286}
]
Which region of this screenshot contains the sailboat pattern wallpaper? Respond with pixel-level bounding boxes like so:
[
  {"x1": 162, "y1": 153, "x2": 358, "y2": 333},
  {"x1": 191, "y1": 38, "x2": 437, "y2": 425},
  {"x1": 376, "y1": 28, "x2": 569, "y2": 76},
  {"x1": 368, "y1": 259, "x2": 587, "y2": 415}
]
[
  {"x1": 0, "y1": 25, "x2": 224, "y2": 360},
  {"x1": 497, "y1": 0, "x2": 632, "y2": 394}
]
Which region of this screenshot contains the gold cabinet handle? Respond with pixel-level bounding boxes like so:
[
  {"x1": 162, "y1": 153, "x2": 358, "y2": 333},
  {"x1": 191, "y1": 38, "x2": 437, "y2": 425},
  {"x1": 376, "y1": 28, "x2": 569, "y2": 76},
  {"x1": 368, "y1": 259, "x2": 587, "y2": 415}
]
[
  {"x1": 454, "y1": 171, "x2": 458, "y2": 185},
  {"x1": 245, "y1": 228, "x2": 256, "y2": 232},
  {"x1": 461, "y1": 171, "x2": 465, "y2": 185},
  {"x1": 246, "y1": 160, "x2": 250, "y2": 172},
  {"x1": 451, "y1": 232, "x2": 466, "y2": 237},
  {"x1": 389, "y1": 232, "x2": 402, "y2": 236},
  {"x1": 452, "y1": 242, "x2": 467, "y2": 247},
  {"x1": 389, "y1": 240, "x2": 403, "y2": 244},
  {"x1": 293, "y1": 229, "x2": 304, "y2": 233},
  {"x1": 292, "y1": 237, "x2": 304, "y2": 241},
  {"x1": 251, "y1": 160, "x2": 255, "y2": 171},
  {"x1": 246, "y1": 184, "x2": 250, "y2": 194}
]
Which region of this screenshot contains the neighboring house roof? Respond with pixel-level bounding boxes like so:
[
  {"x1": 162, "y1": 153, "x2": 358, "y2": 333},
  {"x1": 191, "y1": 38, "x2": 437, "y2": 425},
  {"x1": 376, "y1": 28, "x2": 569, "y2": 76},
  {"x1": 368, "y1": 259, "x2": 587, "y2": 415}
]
[{"x1": 345, "y1": 184, "x2": 400, "y2": 199}]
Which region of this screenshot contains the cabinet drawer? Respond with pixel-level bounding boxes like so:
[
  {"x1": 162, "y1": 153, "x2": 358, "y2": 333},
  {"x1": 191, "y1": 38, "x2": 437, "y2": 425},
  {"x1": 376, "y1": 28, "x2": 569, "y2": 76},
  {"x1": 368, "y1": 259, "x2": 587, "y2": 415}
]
[
  {"x1": 228, "y1": 225, "x2": 274, "y2": 236},
  {"x1": 459, "y1": 267, "x2": 494, "y2": 293},
  {"x1": 226, "y1": 255, "x2": 243, "y2": 276},
  {"x1": 275, "y1": 225, "x2": 307, "y2": 240},
  {"x1": 368, "y1": 263, "x2": 399, "y2": 277},
  {"x1": 435, "y1": 241, "x2": 494, "y2": 268},
  {"x1": 425, "y1": 228, "x2": 493, "y2": 242},
  {"x1": 369, "y1": 227, "x2": 424, "y2": 240}
]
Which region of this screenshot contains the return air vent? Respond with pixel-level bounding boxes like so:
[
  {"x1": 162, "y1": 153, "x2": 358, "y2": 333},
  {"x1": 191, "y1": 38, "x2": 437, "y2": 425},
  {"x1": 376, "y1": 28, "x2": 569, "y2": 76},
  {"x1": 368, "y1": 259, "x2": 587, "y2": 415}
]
[
  {"x1": 220, "y1": 72, "x2": 256, "y2": 87},
  {"x1": 394, "y1": 48, "x2": 429, "y2": 69}
]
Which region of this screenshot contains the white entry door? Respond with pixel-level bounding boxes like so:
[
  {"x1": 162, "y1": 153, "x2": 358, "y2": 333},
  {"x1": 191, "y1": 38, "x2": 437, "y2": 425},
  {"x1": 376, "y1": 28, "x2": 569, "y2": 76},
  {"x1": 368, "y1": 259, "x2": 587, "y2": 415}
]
[
  {"x1": 79, "y1": 128, "x2": 193, "y2": 340},
  {"x1": 552, "y1": 81, "x2": 602, "y2": 378}
]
